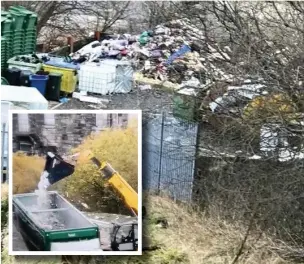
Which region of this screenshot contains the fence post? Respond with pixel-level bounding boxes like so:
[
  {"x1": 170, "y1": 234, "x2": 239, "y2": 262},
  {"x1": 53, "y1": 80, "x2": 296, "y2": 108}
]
[
  {"x1": 1, "y1": 123, "x2": 6, "y2": 183},
  {"x1": 157, "y1": 112, "x2": 165, "y2": 194},
  {"x1": 67, "y1": 36, "x2": 74, "y2": 53},
  {"x1": 191, "y1": 122, "x2": 201, "y2": 203}
]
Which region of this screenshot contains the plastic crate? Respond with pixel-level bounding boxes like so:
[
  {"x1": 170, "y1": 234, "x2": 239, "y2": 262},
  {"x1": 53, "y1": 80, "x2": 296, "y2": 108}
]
[
  {"x1": 13, "y1": 34, "x2": 24, "y2": 39},
  {"x1": 13, "y1": 40, "x2": 23, "y2": 44},
  {"x1": 14, "y1": 29, "x2": 24, "y2": 33},
  {"x1": 1, "y1": 11, "x2": 11, "y2": 17},
  {"x1": 12, "y1": 52, "x2": 23, "y2": 57},
  {"x1": 7, "y1": 57, "x2": 42, "y2": 73},
  {"x1": 12, "y1": 50, "x2": 23, "y2": 55},
  {"x1": 8, "y1": 10, "x2": 26, "y2": 30},
  {"x1": 24, "y1": 47, "x2": 35, "y2": 51},
  {"x1": 24, "y1": 49, "x2": 35, "y2": 54},
  {"x1": 25, "y1": 36, "x2": 36, "y2": 40},
  {"x1": 10, "y1": 6, "x2": 37, "y2": 30},
  {"x1": 2, "y1": 31, "x2": 12, "y2": 37},
  {"x1": 12, "y1": 43, "x2": 23, "y2": 48},
  {"x1": 25, "y1": 29, "x2": 36, "y2": 33},
  {"x1": 13, "y1": 35, "x2": 23, "y2": 39},
  {"x1": 1, "y1": 18, "x2": 12, "y2": 32},
  {"x1": 25, "y1": 35, "x2": 36, "y2": 41},
  {"x1": 12, "y1": 48, "x2": 23, "y2": 53},
  {"x1": 26, "y1": 14, "x2": 37, "y2": 30},
  {"x1": 42, "y1": 64, "x2": 78, "y2": 94},
  {"x1": 24, "y1": 43, "x2": 35, "y2": 49},
  {"x1": 24, "y1": 41, "x2": 36, "y2": 46}
]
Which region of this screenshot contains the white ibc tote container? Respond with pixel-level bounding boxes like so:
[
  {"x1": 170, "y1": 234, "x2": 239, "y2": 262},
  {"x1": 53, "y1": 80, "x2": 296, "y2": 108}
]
[{"x1": 78, "y1": 60, "x2": 133, "y2": 95}]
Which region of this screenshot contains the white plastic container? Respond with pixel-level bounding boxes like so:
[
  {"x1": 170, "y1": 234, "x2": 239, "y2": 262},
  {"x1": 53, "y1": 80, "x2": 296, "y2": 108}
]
[
  {"x1": 78, "y1": 60, "x2": 133, "y2": 95},
  {"x1": 1, "y1": 86, "x2": 49, "y2": 182},
  {"x1": 1, "y1": 85, "x2": 49, "y2": 110}
]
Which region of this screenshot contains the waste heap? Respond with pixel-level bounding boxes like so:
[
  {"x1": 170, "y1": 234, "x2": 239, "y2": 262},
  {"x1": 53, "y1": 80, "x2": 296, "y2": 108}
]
[
  {"x1": 134, "y1": 19, "x2": 233, "y2": 86},
  {"x1": 69, "y1": 19, "x2": 233, "y2": 89}
]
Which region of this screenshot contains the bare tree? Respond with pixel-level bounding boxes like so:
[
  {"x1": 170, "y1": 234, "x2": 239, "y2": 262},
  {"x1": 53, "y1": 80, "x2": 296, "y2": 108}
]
[
  {"x1": 2, "y1": 1, "x2": 132, "y2": 46},
  {"x1": 138, "y1": 1, "x2": 304, "y2": 260}
]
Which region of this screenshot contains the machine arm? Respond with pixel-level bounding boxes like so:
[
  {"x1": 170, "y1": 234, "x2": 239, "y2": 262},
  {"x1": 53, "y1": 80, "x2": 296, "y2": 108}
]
[{"x1": 78, "y1": 151, "x2": 138, "y2": 216}]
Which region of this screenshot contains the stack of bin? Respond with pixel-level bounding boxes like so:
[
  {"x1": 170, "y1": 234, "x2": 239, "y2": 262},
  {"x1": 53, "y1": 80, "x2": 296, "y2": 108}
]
[
  {"x1": 9, "y1": 8, "x2": 26, "y2": 56},
  {"x1": 1, "y1": 37, "x2": 7, "y2": 70},
  {"x1": 1, "y1": 6, "x2": 38, "y2": 67},
  {"x1": 1, "y1": 12, "x2": 13, "y2": 60},
  {"x1": 9, "y1": 6, "x2": 38, "y2": 55}
]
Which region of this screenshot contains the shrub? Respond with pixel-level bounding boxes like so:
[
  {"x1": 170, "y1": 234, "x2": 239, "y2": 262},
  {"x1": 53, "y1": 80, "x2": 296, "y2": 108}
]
[
  {"x1": 13, "y1": 153, "x2": 45, "y2": 194},
  {"x1": 57, "y1": 125, "x2": 138, "y2": 214}
]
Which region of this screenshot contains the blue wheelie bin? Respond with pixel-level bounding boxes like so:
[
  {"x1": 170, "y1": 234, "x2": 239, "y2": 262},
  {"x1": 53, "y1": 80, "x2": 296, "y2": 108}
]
[{"x1": 29, "y1": 74, "x2": 49, "y2": 96}]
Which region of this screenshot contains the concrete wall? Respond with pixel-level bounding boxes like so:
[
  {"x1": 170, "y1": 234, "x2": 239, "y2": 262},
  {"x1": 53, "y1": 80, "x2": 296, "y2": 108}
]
[{"x1": 12, "y1": 113, "x2": 129, "y2": 155}]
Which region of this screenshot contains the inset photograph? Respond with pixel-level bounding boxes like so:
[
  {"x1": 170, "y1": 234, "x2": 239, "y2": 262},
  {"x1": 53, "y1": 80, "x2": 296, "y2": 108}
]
[{"x1": 8, "y1": 110, "x2": 141, "y2": 255}]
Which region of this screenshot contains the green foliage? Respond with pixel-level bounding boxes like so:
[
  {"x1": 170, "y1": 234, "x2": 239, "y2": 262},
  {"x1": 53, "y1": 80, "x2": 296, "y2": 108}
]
[
  {"x1": 1, "y1": 184, "x2": 8, "y2": 231},
  {"x1": 1, "y1": 196, "x2": 8, "y2": 230}
]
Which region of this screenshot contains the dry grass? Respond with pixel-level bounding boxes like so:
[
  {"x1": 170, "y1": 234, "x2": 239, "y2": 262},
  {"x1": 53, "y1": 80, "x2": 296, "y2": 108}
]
[
  {"x1": 12, "y1": 153, "x2": 45, "y2": 194},
  {"x1": 2, "y1": 183, "x2": 8, "y2": 200},
  {"x1": 1, "y1": 187, "x2": 299, "y2": 264},
  {"x1": 142, "y1": 194, "x2": 295, "y2": 264}
]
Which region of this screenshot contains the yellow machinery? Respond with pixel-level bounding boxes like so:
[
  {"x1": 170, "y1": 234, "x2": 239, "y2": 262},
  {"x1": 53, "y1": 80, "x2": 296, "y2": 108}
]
[
  {"x1": 41, "y1": 150, "x2": 139, "y2": 251},
  {"x1": 77, "y1": 150, "x2": 138, "y2": 216},
  {"x1": 74, "y1": 150, "x2": 139, "y2": 251}
]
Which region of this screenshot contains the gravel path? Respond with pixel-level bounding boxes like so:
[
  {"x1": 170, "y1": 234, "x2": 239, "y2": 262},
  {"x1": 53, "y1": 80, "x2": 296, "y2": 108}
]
[{"x1": 49, "y1": 87, "x2": 174, "y2": 115}]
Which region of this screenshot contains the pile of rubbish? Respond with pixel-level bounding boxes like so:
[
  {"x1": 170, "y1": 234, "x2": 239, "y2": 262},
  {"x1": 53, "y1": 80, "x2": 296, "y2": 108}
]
[{"x1": 68, "y1": 19, "x2": 234, "y2": 91}]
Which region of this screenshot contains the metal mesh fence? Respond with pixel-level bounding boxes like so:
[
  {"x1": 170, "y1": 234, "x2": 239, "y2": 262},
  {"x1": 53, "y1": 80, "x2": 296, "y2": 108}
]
[
  {"x1": 142, "y1": 112, "x2": 198, "y2": 202},
  {"x1": 1, "y1": 122, "x2": 8, "y2": 183}
]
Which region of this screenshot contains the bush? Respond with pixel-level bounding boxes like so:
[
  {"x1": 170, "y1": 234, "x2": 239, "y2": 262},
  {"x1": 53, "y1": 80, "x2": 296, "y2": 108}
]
[
  {"x1": 1, "y1": 184, "x2": 8, "y2": 230},
  {"x1": 57, "y1": 125, "x2": 138, "y2": 214},
  {"x1": 13, "y1": 153, "x2": 45, "y2": 194}
]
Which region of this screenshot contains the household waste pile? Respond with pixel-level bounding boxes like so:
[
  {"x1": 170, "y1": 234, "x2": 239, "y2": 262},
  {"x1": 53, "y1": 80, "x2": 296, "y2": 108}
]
[{"x1": 70, "y1": 19, "x2": 233, "y2": 90}]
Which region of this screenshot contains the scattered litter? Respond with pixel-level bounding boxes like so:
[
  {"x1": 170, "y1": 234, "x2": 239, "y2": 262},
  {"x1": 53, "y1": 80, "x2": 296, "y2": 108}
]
[
  {"x1": 51, "y1": 102, "x2": 63, "y2": 110},
  {"x1": 59, "y1": 98, "x2": 69, "y2": 103},
  {"x1": 77, "y1": 95, "x2": 108, "y2": 107},
  {"x1": 139, "y1": 84, "x2": 152, "y2": 91}
]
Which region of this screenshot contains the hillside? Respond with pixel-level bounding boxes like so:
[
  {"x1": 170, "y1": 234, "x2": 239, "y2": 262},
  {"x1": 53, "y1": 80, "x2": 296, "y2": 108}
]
[{"x1": 1, "y1": 183, "x2": 296, "y2": 264}]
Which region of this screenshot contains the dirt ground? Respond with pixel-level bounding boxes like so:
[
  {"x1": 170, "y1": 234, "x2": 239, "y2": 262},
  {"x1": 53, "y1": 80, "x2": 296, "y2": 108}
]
[{"x1": 48, "y1": 87, "x2": 174, "y2": 116}]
